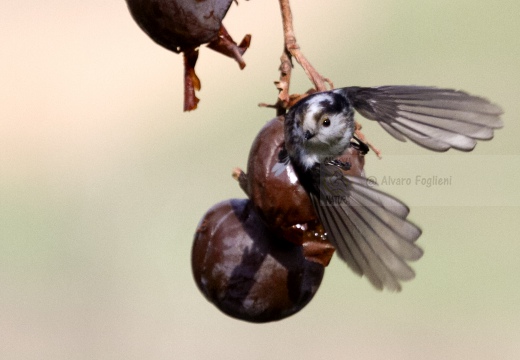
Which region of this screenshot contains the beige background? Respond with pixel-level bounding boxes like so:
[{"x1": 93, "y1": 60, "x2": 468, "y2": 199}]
[{"x1": 1, "y1": 1, "x2": 519, "y2": 359}]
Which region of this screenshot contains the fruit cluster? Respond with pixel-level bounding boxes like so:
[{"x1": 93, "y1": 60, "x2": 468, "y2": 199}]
[
  {"x1": 192, "y1": 117, "x2": 368, "y2": 322},
  {"x1": 125, "y1": 0, "x2": 368, "y2": 323}
]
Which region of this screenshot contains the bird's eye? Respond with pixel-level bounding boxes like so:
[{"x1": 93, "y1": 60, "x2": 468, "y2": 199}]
[{"x1": 322, "y1": 118, "x2": 331, "y2": 127}]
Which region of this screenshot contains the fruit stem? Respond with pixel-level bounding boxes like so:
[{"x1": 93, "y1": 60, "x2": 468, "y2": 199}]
[
  {"x1": 183, "y1": 48, "x2": 201, "y2": 111},
  {"x1": 276, "y1": 0, "x2": 333, "y2": 109}
]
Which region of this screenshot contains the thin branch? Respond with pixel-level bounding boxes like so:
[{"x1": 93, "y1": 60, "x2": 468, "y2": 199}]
[
  {"x1": 271, "y1": 0, "x2": 381, "y2": 155},
  {"x1": 276, "y1": 0, "x2": 332, "y2": 105},
  {"x1": 276, "y1": 49, "x2": 292, "y2": 109}
]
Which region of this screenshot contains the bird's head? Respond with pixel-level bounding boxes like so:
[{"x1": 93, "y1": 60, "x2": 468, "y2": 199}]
[{"x1": 285, "y1": 91, "x2": 355, "y2": 169}]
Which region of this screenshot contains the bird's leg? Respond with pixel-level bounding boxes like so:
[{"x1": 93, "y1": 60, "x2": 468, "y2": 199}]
[
  {"x1": 328, "y1": 159, "x2": 352, "y2": 171},
  {"x1": 354, "y1": 121, "x2": 383, "y2": 158}
]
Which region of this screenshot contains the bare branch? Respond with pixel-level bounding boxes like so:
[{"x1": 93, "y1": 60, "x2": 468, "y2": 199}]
[{"x1": 276, "y1": 0, "x2": 331, "y2": 107}]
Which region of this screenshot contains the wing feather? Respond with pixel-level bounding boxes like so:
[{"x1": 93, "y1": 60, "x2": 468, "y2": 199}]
[
  {"x1": 379, "y1": 121, "x2": 407, "y2": 141},
  {"x1": 313, "y1": 193, "x2": 399, "y2": 291},
  {"x1": 311, "y1": 165, "x2": 422, "y2": 291},
  {"x1": 312, "y1": 196, "x2": 363, "y2": 276},
  {"x1": 394, "y1": 116, "x2": 476, "y2": 151},
  {"x1": 337, "y1": 86, "x2": 503, "y2": 151},
  {"x1": 347, "y1": 177, "x2": 411, "y2": 218},
  {"x1": 345, "y1": 198, "x2": 416, "y2": 281}
]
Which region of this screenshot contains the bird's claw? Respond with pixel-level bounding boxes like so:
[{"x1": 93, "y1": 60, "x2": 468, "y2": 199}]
[{"x1": 328, "y1": 159, "x2": 351, "y2": 171}]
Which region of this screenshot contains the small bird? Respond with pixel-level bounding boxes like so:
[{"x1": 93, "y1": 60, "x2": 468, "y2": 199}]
[{"x1": 280, "y1": 86, "x2": 503, "y2": 291}]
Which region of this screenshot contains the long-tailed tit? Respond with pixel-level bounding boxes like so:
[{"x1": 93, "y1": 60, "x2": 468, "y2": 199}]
[{"x1": 280, "y1": 86, "x2": 503, "y2": 291}]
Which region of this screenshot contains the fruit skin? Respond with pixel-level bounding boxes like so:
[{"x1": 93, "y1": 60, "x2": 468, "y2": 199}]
[
  {"x1": 192, "y1": 199, "x2": 325, "y2": 323},
  {"x1": 246, "y1": 116, "x2": 318, "y2": 235},
  {"x1": 126, "y1": 0, "x2": 234, "y2": 52}
]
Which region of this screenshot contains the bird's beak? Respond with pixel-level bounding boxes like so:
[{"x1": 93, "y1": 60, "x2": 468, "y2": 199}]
[{"x1": 304, "y1": 130, "x2": 315, "y2": 140}]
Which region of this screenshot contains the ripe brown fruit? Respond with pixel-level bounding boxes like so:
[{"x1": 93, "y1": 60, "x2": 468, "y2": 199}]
[
  {"x1": 192, "y1": 199, "x2": 325, "y2": 323},
  {"x1": 125, "y1": 0, "x2": 251, "y2": 110}
]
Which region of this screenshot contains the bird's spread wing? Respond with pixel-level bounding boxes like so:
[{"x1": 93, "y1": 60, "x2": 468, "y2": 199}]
[
  {"x1": 309, "y1": 164, "x2": 423, "y2": 291},
  {"x1": 337, "y1": 86, "x2": 503, "y2": 151}
]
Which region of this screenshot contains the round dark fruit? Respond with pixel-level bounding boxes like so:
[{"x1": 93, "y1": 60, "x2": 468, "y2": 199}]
[
  {"x1": 126, "y1": 0, "x2": 234, "y2": 52},
  {"x1": 125, "y1": 0, "x2": 251, "y2": 111},
  {"x1": 192, "y1": 198, "x2": 325, "y2": 323}
]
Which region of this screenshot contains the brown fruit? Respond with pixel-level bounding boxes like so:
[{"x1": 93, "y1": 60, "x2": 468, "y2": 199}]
[
  {"x1": 125, "y1": 0, "x2": 251, "y2": 111},
  {"x1": 126, "y1": 0, "x2": 232, "y2": 52},
  {"x1": 246, "y1": 116, "x2": 317, "y2": 234},
  {"x1": 192, "y1": 199, "x2": 325, "y2": 323}
]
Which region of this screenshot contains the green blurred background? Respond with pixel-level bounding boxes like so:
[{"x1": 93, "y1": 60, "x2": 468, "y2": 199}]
[{"x1": 1, "y1": 1, "x2": 519, "y2": 359}]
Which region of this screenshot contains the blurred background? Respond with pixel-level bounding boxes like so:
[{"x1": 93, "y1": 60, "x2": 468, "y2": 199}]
[{"x1": 1, "y1": 0, "x2": 519, "y2": 359}]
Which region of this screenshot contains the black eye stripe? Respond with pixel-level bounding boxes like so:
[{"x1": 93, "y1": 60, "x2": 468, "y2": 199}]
[{"x1": 295, "y1": 103, "x2": 310, "y2": 127}]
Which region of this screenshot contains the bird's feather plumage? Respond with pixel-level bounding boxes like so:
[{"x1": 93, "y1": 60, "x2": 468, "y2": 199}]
[
  {"x1": 284, "y1": 85, "x2": 502, "y2": 290},
  {"x1": 336, "y1": 86, "x2": 503, "y2": 151},
  {"x1": 307, "y1": 164, "x2": 422, "y2": 291}
]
